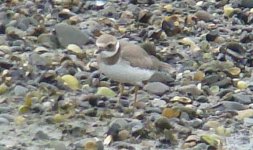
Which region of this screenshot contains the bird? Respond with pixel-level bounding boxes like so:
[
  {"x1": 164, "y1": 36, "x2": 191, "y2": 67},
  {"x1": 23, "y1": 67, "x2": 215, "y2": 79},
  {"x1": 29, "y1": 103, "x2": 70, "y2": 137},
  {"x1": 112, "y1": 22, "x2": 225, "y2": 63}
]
[{"x1": 94, "y1": 34, "x2": 174, "y2": 106}]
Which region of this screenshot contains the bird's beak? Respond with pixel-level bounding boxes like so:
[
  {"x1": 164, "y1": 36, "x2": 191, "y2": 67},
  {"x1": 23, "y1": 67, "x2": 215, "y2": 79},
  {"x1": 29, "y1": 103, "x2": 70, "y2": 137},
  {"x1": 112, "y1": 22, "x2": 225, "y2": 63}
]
[{"x1": 94, "y1": 47, "x2": 105, "y2": 55}]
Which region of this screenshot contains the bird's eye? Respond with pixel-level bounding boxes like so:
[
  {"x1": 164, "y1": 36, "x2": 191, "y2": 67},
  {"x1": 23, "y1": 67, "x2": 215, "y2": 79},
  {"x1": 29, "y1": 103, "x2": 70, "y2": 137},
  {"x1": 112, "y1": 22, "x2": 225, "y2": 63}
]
[{"x1": 107, "y1": 44, "x2": 113, "y2": 49}]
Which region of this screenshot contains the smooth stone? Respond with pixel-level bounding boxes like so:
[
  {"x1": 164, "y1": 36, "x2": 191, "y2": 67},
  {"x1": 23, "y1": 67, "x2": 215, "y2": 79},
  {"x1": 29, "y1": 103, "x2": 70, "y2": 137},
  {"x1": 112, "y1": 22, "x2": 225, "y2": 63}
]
[
  {"x1": 75, "y1": 138, "x2": 104, "y2": 150},
  {"x1": 177, "y1": 84, "x2": 202, "y2": 96},
  {"x1": 196, "y1": 96, "x2": 208, "y2": 102},
  {"x1": 0, "y1": 106, "x2": 11, "y2": 113},
  {"x1": 0, "y1": 117, "x2": 9, "y2": 125},
  {"x1": 14, "y1": 85, "x2": 29, "y2": 96},
  {"x1": 212, "y1": 78, "x2": 231, "y2": 88},
  {"x1": 195, "y1": 10, "x2": 213, "y2": 22},
  {"x1": 150, "y1": 99, "x2": 166, "y2": 108},
  {"x1": 144, "y1": 82, "x2": 169, "y2": 95},
  {"x1": 233, "y1": 94, "x2": 252, "y2": 104},
  {"x1": 221, "y1": 101, "x2": 246, "y2": 111},
  {"x1": 0, "y1": 36, "x2": 7, "y2": 45},
  {"x1": 34, "y1": 130, "x2": 50, "y2": 140},
  {"x1": 16, "y1": 17, "x2": 38, "y2": 31},
  {"x1": 244, "y1": 118, "x2": 253, "y2": 126},
  {"x1": 203, "y1": 120, "x2": 220, "y2": 129},
  {"x1": 55, "y1": 23, "x2": 89, "y2": 47},
  {"x1": 130, "y1": 121, "x2": 144, "y2": 134},
  {"x1": 0, "y1": 114, "x2": 14, "y2": 122},
  {"x1": 148, "y1": 72, "x2": 174, "y2": 84},
  {"x1": 101, "y1": 5, "x2": 118, "y2": 17},
  {"x1": 28, "y1": 53, "x2": 47, "y2": 67},
  {"x1": 180, "y1": 112, "x2": 190, "y2": 120},
  {"x1": 50, "y1": 142, "x2": 67, "y2": 150},
  {"x1": 111, "y1": 142, "x2": 136, "y2": 150},
  {"x1": 0, "y1": 57, "x2": 13, "y2": 69},
  {"x1": 5, "y1": 26, "x2": 26, "y2": 38},
  {"x1": 236, "y1": 109, "x2": 253, "y2": 120},
  {"x1": 240, "y1": 0, "x2": 253, "y2": 8},
  {"x1": 109, "y1": 118, "x2": 128, "y2": 131},
  {"x1": 145, "y1": 107, "x2": 162, "y2": 114},
  {"x1": 203, "y1": 74, "x2": 220, "y2": 85},
  {"x1": 118, "y1": 130, "x2": 130, "y2": 141},
  {"x1": 37, "y1": 33, "x2": 59, "y2": 49},
  {"x1": 192, "y1": 143, "x2": 209, "y2": 150}
]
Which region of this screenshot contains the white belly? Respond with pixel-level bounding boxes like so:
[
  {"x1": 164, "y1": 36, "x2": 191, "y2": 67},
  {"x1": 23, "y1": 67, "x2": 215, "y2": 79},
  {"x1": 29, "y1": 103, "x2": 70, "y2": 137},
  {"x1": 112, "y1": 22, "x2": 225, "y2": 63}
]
[{"x1": 99, "y1": 59, "x2": 155, "y2": 85}]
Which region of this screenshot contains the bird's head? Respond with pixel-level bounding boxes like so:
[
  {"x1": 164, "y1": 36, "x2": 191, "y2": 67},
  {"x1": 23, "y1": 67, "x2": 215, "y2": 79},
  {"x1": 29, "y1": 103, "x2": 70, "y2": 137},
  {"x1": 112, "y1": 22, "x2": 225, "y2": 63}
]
[{"x1": 95, "y1": 34, "x2": 120, "y2": 58}]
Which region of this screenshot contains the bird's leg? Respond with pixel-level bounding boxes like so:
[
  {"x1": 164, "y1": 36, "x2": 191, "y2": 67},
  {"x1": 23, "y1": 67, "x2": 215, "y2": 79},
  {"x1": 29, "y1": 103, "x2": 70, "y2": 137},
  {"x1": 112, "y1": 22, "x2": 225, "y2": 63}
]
[
  {"x1": 118, "y1": 83, "x2": 124, "y2": 104},
  {"x1": 133, "y1": 86, "x2": 139, "y2": 106}
]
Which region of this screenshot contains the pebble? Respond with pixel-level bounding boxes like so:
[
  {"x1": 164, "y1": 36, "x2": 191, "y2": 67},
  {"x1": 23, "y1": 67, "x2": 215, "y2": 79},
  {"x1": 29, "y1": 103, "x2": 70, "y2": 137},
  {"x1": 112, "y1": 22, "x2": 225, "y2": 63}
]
[
  {"x1": 0, "y1": 117, "x2": 9, "y2": 125},
  {"x1": 50, "y1": 142, "x2": 67, "y2": 150},
  {"x1": 221, "y1": 101, "x2": 246, "y2": 111},
  {"x1": 195, "y1": 10, "x2": 213, "y2": 22},
  {"x1": 14, "y1": 85, "x2": 28, "y2": 96},
  {"x1": 177, "y1": 84, "x2": 202, "y2": 96},
  {"x1": 150, "y1": 98, "x2": 166, "y2": 107},
  {"x1": 55, "y1": 23, "x2": 89, "y2": 47},
  {"x1": 37, "y1": 33, "x2": 59, "y2": 49},
  {"x1": 244, "y1": 118, "x2": 253, "y2": 126},
  {"x1": 233, "y1": 94, "x2": 252, "y2": 104},
  {"x1": 34, "y1": 130, "x2": 50, "y2": 140},
  {"x1": 240, "y1": 0, "x2": 253, "y2": 8},
  {"x1": 144, "y1": 82, "x2": 169, "y2": 95}
]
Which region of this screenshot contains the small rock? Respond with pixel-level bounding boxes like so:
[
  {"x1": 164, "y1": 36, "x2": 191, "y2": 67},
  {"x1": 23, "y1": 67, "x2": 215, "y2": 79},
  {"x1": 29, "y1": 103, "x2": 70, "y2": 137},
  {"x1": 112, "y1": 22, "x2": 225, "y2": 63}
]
[
  {"x1": 191, "y1": 143, "x2": 209, "y2": 150},
  {"x1": 236, "y1": 109, "x2": 253, "y2": 120},
  {"x1": 50, "y1": 142, "x2": 67, "y2": 150},
  {"x1": 67, "y1": 44, "x2": 85, "y2": 58},
  {"x1": 240, "y1": 0, "x2": 253, "y2": 8},
  {"x1": 145, "y1": 107, "x2": 162, "y2": 114},
  {"x1": 34, "y1": 130, "x2": 50, "y2": 140},
  {"x1": 151, "y1": 99, "x2": 166, "y2": 107},
  {"x1": 233, "y1": 94, "x2": 252, "y2": 104},
  {"x1": 195, "y1": 10, "x2": 213, "y2": 22},
  {"x1": 14, "y1": 85, "x2": 28, "y2": 96},
  {"x1": 178, "y1": 84, "x2": 202, "y2": 95},
  {"x1": 155, "y1": 117, "x2": 172, "y2": 130},
  {"x1": 61, "y1": 74, "x2": 80, "y2": 90},
  {"x1": 213, "y1": 78, "x2": 231, "y2": 88},
  {"x1": 0, "y1": 117, "x2": 9, "y2": 125},
  {"x1": 5, "y1": 26, "x2": 26, "y2": 38},
  {"x1": 37, "y1": 33, "x2": 59, "y2": 49},
  {"x1": 96, "y1": 87, "x2": 116, "y2": 98},
  {"x1": 144, "y1": 82, "x2": 169, "y2": 95},
  {"x1": 84, "y1": 138, "x2": 98, "y2": 150},
  {"x1": 118, "y1": 130, "x2": 130, "y2": 141},
  {"x1": 224, "y1": 5, "x2": 234, "y2": 17},
  {"x1": 237, "y1": 81, "x2": 248, "y2": 89},
  {"x1": 28, "y1": 53, "x2": 47, "y2": 67},
  {"x1": 244, "y1": 118, "x2": 253, "y2": 126},
  {"x1": 221, "y1": 101, "x2": 246, "y2": 111},
  {"x1": 0, "y1": 58, "x2": 14, "y2": 69},
  {"x1": 148, "y1": 72, "x2": 174, "y2": 83},
  {"x1": 203, "y1": 120, "x2": 220, "y2": 129},
  {"x1": 55, "y1": 23, "x2": 89, "y2": 47}
]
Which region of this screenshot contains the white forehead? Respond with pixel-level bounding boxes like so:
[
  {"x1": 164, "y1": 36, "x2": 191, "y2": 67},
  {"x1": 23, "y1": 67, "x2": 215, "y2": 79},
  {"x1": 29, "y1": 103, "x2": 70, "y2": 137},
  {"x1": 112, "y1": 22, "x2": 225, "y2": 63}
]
[{"x1": 96, "y1": 42, "x2": 107, "y2": 47}]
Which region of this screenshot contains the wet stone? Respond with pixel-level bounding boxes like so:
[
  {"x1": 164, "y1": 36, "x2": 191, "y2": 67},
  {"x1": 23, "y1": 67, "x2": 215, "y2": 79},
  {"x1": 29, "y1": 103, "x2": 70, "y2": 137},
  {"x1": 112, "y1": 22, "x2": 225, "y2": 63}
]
[
  {"x1": 55, "y1": 23, "x2": 89, "y2": 47},
  {"x1": 144, "y1": 82, "x2": 169, "y2": 95},
  {"x1": 14, "y1": 85, "x2": 29, "y2": 96},
  {"x1": 233, "y1": 94, "x2": 252, "y2": 104},
  {"x1": 221, "y1": 101, "x2": 246, "y2": 111},
  {"x1": 0, "y1": 117, "x2": 9, "y2": 125}
]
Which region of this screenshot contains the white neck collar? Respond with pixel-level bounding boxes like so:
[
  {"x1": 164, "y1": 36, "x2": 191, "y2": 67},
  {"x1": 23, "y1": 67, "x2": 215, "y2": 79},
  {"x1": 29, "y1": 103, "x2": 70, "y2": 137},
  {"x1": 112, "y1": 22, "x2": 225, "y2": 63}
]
[{"x1": 115, "y1": 41, "x2": 120, "y2": 51}]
